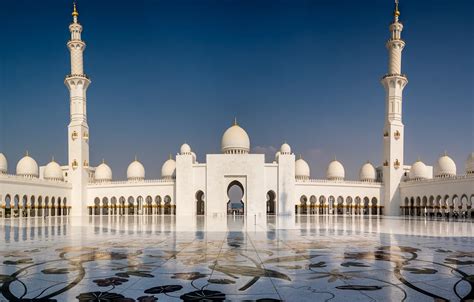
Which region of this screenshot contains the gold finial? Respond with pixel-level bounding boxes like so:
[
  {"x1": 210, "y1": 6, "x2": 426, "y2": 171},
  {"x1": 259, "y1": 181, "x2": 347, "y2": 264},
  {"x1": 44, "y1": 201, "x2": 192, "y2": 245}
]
[
  {"x1": 443, "y1": 150, "x2": 448, "y2": 156},
  {"x1": 52, "y1": 156, "x2": 55, "y2": 162},
  {"x1": 233, "y1": 117, "x2": 238, "y2": 126},
  {"x1": 169, "y1": 153, "x2": 172, "y2": 160},
  {"x1": 25, "y1": 150, "x2": 29, "y2": 156},
  {"x1": 134, "y1": 155, "x2": 138, "y2": 161},
  {"x1": 394, "y1": 0, "x2": 400, "y2": 19},
  {"x1": 298, "y1": 154, "x2": 302, "y2": 160},
  {"x1": 72, "y1": 1, "x2": 79, "y2": 17},
  {"x1": 102, "y1": 158, "x2": 105, "y2": 164}
]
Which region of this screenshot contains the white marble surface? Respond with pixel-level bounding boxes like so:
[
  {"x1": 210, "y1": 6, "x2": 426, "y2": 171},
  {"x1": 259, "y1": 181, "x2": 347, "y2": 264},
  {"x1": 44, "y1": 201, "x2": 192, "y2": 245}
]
[{"x1": 0, "y1": 216, "x2": 472, "y2": 301}]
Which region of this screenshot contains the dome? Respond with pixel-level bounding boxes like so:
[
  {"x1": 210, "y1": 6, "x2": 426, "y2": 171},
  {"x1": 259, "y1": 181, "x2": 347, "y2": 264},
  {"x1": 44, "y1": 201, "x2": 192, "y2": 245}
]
[
  {"x1": 359, "y1": 162, "x2": 376, "y2": 182},
  {"x1": 435, "y1": 154, "x2": 456, "y2": 177},
  {"x1": 280, "y1": 143, "x2": 291, "y2": 154},
  {"x1": 161, "y1": 157, "x2": 176, "y2": 179},
  {"x1": 16, "y1": 153, "x2": 39, "y2": 178},
  {"x1": 44, "y1": 160, "x2": 63, "y2": 181},
  {"x1": 327, "y1": 159, "x2": 345, "y2": 180},
  {"x1": 180, "y1": 143, "x2": 192, "y2": 155},
  {"x1": 409, "y1": 160, "x2": 428, "y2": 180},
  {"x1": 0, "y1": 153, "x2": 7, "y2": 174},
  {"x1": 295, "y1": 157, "x2": 310, "y2": 180},
  {"x1": 465, "y1": 152, "x2": 474, "y2": 174},
  {"x1": 95, "y1": 161, "x2": 112, "y2": 182},
  {"x1": 221, "y1": 121, "x2": 250, "y2": 154},
  {"x1": 127, "y1": 159, "x2": 145, "y2": 181}
]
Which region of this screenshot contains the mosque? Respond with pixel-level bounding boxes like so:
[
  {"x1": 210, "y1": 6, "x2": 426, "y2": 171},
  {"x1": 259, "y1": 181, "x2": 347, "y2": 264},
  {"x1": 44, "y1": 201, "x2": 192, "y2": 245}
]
[{"x1": 0, "y1": 2, "x2": 473, "y2": 220}]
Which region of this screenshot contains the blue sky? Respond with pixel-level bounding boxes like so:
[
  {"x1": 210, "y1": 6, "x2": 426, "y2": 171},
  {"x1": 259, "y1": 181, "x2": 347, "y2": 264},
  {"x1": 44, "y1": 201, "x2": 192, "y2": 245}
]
[{"x1": 0, "y1": 0, "x2": 472, "y2": 179}]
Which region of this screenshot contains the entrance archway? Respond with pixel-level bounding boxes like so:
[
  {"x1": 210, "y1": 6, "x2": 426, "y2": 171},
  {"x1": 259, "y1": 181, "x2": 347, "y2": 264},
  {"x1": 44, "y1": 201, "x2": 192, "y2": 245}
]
[
  {"x1": 196, "y1": 191, "x2": 205, "y2": 215},
  {"x1": 227, "y1": 181, "x2": 244, "y2": 215},
  {"x1": 266, "y1": 190, "x2": 276, "y2": 215}
]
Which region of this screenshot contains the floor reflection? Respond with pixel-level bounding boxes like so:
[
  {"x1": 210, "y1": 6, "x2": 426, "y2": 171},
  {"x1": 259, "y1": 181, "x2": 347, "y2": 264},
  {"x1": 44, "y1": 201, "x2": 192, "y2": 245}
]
[{"x1": 0, "y1": 216, "x2": 472, "y2": 301}]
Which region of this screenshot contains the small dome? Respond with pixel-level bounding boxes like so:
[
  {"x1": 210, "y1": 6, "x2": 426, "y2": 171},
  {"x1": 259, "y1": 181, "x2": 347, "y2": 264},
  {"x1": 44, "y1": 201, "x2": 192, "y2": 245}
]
[
  {"x1": 359, "y1": 162, "x2": 376, "y2": 182},
  {"x1": 161, "y1": 157, "x2": 176, "y2": 179},
  {"x1": 327, "y1": 159, "x2": 345, "y2": 180},
  {"x1": 435, "y1": 154, "x2": 456, "y2": 177},
  {"x1": 180, "y1": 143, "x2": 192, "y2": 154},
  {"x1": 409, "y1": 160, "x2": 428, "y2": 180},
  {"x1": 127, "y1": 159, "x2": 145, "y2": 181},
  {"x1": 465, "y1": 152, "x2": 474, "y2": 174},
  {"x1": 280, "y1": 143, "x2": 291, "y2": 154},
  {"x1": 221, "y1": 121, "x2": 250, "y2": 154},
  {"x1": 16, "y1": 153, "x2": 39, "y2": 178},
  {"x1": 44, "y1": 160, "x2": 63, "y2": 181},
  {"x1": 0, "y1": 153, "x2": 7, "y2": 174},
  {"x1": 275, "y1": 151, "x2": 281, "y2": 162},
  {"x1": 295, "y1": 157, "x2": 310, "y2": 180},
  {"x1": 95, "y1": 161, "x2": 112, "y2": 182}
]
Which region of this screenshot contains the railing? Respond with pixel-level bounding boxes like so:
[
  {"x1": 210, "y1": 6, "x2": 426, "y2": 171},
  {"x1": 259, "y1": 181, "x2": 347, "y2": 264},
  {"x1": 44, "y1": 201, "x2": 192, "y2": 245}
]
[
  {"x1": 65, "y1": 73, "x2": 90, "y2": 80},
  {"x1": 0, "y1": 173, "x2": 70, "y2": 186},
  {"x1": 382, "y1": 73, "x2": 407, "y2": 80},
  {"x1": 296, "y1": 179, "x2": 382, "y2": 186},
  {"x1": 88, "y1": 179, "x2": 175, "y2": 186},
  {"x1": 403, "y1": 174, "x2": 474, "y2": 184}
]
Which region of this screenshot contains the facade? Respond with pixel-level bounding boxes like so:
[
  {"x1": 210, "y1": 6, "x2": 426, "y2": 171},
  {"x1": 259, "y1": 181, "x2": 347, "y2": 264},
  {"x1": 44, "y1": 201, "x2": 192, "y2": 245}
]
[{"x1": 1, "y1": 3, "x2": 473, "y2": 220}]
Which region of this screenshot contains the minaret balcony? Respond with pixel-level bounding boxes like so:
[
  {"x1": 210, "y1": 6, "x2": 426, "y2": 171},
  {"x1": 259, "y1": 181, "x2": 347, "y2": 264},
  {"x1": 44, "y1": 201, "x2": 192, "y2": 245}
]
[
  {"x1": 382, "y1": 73, "x2": 407, "y2": 80},
  {"x1": 65, "y1": 74, "x2": 90, "y2": 80}
]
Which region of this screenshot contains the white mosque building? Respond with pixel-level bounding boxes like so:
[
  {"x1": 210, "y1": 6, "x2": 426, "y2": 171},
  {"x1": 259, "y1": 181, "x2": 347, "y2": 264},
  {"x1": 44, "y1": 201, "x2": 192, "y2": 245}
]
[{"x1": 0, "y1": 3, "x2": 473, "y2": 220}]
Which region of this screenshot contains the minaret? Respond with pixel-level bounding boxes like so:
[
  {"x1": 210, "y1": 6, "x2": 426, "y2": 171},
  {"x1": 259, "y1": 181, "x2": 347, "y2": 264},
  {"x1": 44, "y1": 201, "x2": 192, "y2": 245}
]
[
  {"x1": 65, "y1": 2, "x2": 90, "y2": 216},
  {"x1": 382, "y1": 0, "x2": 408, "y2": 216}
]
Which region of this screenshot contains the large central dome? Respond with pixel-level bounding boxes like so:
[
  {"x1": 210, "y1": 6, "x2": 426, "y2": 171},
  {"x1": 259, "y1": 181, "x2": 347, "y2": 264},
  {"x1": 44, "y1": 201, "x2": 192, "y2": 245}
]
[{"x1": 221, "y1": 121, "x2": 250, "y2": 154}]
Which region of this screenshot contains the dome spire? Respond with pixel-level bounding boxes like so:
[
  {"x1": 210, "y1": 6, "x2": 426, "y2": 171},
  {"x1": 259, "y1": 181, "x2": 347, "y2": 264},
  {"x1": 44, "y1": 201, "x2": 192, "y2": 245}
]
[
  {"x1": 233, "y1": 117, "x2": 238, "y2": 126},
  {"x1": 394, "y1": 0, "x2": 400, "y2": 22},
  {"x1": 72, "y1": 1, "x2": 79, "y2": 22}
]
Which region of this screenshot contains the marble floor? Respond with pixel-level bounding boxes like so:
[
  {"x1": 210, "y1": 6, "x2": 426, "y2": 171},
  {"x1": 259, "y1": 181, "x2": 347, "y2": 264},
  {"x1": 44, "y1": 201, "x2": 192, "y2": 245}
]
[{"x1": 0, "y1": 215, "x2": 472, "y2": 301}]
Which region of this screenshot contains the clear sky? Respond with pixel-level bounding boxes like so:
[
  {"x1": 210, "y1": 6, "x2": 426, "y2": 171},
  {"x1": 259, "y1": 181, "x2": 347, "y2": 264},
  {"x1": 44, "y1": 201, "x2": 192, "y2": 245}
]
[{"x1": 0, "y1": 0, "x2": 473, "y2": 180}]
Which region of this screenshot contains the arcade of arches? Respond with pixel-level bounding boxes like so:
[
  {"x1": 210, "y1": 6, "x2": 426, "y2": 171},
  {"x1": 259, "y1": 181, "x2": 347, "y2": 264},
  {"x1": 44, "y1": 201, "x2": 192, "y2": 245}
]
[
  {"x1": 402, "y1": 194, "x2": 474, "y2": 218},
  {"x1": 0, "y1": 194, "x2": 69, "y2": 218}
]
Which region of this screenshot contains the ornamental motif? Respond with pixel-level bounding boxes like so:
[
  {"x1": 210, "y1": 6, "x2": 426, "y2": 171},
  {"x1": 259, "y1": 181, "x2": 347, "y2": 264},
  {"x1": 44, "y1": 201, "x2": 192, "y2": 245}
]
[
  {"x1": 71, "y1": 131, "x2": 78, "y2": 141},
  {"x1": 394, "y1": 159, "x2": 401, "y2": 169},
  {"x1": 394, "y1": 130, "x2": 401, "y2": 140},
  {"x1": 72, "y1": 159, "x2": 78, "y2": 170}
]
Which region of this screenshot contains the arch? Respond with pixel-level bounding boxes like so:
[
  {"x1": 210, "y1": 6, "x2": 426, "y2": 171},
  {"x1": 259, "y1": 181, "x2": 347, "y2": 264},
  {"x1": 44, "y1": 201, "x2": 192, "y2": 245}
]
[
  {"x1": 415, "y1": 196, "x2": 421, "y2": 216},
  {"x1": 57, "y1": 197, "x2": 62, "y2": 216},
  {"x1": 51, "y1": 197, "x2": 56, "y2": 216},
  {"x1": 319, "y1": 196, "x2": 326, "y2": 214},
  {"x1": 265, "y1": 190, "x2": 276, "y2": 215},
  {"x1": 44, "y1": 196, "x2": 50, "y2": 217},
  {"x1": 421, "y1": 196, "x2": 428, "y2": 216},
  {"x1": 309, "y1": 195, "x2": 317, "y2": 215},
  {"x1": 63, "y1": 197, "x2": 68, "y2": 216},
  {"x1": 119, "y1": 196, "x2": 126, "y2": 215},
  {"x1": 137, "y1": 196, "x2": 144, "y2": 215},
  {"x1": 363, "y1": 197, "x2": 370, "y2": 215},
  {"x1": 164, "y1": 195, "x2": 172, "y2": 215},
  {"x1": 227, "y1": 181, "x2": 244, "y2": 215},
  {"x1": 452, "y1": 195, "x2": 459, "y2": 218},
  {"x1": 94, "y1": 197, "x2": 100, "y2": 216},
  {"x1": 4, "y1": 194, "x2": 11, "y2": 218},
  {"x1": 336, "y1": 196, "x2": 344, "y2": 215},
  {"x1": 299, "y1": 195, "x2": 308, "y2": 215},
  {"x1": 22, "y1": 195, "x2": 28, "y2": 217},
  {"x1": 37, "y1": 196, "x2": 43, "y2": 217},
  {"x1": 196, "y1": 190, "x2": 205, "y2": 215},
  {"x1": 102, "y1": 197, "x2": 109, "y2": 215},
  {"x1": 346, "y1": 196, "x2": 353, "y2": 215},
  {"x1": 127, "y1": 196, "x2": 135, "y2": 215},
  {"x1": 155, "y1": 195, "x2": 162, "y2": 215},
  {"x1": 145, "y1": 196, "x2": 153, "y2": 215},
  {"x1": 410, "y1": 197, "x2": 415, "y2": 216},
  {"x1": 371, "y1": 197, "x2": 378, "y2": 215},
  {"x1": 327, "y1": 196, "x2": 335, "y2": 215},
  {"x1": 403, "y1": 197, "x2": 409, "y2": 216},
  {"x1": 30, "y1": 196, "x2": 36, "y2": 217},
  {"x1": 355, "y1": 196, "x2": 361, "y2": 215}
]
